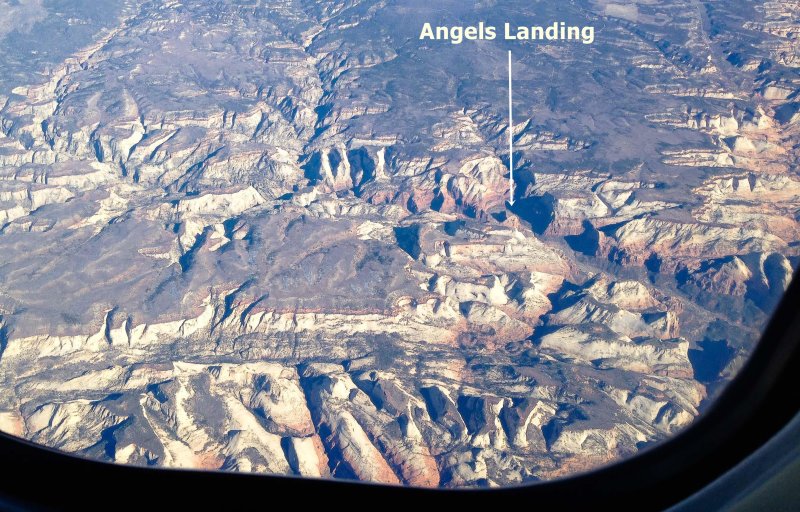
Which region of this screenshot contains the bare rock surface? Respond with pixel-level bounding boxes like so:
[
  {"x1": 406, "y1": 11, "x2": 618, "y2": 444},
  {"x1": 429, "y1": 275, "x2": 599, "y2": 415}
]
[{"x1": 0, "y1": 0, "x2": 797, "y2": 488}]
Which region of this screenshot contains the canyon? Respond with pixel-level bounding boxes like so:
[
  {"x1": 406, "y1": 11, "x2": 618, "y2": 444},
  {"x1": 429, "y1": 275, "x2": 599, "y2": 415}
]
[{"x1": 0, "y1": 0, "x2": 797, "y2": 488}]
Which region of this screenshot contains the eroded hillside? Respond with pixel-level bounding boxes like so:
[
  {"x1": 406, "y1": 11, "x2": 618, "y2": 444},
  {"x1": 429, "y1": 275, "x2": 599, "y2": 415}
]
[{"x1": 0, "y1": 0, "x2": 797, "y2": 487}]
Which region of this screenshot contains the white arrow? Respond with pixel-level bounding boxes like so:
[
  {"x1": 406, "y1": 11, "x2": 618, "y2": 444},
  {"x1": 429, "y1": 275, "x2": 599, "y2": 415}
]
[{"x1": 507, "y1": 50, "x2": 515, "y2": 207}]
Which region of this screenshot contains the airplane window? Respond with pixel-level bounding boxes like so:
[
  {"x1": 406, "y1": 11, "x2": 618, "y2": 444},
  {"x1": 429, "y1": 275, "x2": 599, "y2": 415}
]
[{"x1": 0, "y1": 0, "x2": 796, "y2": 489}]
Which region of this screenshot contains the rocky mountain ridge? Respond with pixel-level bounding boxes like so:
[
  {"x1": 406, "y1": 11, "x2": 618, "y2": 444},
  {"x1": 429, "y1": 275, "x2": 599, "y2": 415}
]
[{"x1": 0, "y1": 0, "x2": 797, "y2": 487}]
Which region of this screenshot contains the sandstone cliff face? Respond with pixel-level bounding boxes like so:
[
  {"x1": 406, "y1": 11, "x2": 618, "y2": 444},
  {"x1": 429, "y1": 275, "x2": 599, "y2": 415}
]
[{"x1": 0, "y1": 0, "x2": 796, "y2": 489}]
